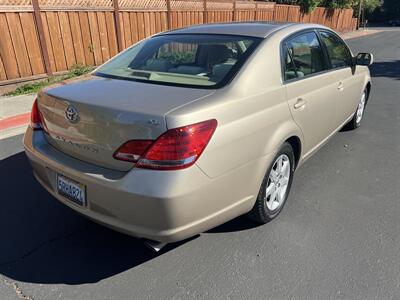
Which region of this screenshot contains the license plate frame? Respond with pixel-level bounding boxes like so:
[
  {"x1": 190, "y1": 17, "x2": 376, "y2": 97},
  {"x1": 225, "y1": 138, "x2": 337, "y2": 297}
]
[{"x1": 56, "y1": 174, "x2": 86, "y2": 207}]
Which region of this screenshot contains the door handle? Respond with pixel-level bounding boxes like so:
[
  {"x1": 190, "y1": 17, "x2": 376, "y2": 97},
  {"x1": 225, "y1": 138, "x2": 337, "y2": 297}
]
[
  {"x1": 338, "y1": 81, "x2": 344, "y2": 91},
  {"x1": 294, "y1": 98, "x2": 307, "y2": 110}
]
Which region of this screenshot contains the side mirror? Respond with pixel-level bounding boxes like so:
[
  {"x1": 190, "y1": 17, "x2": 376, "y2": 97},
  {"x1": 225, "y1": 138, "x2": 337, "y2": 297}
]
[{"x1": 356, "y1": 53, "x2": 374, "y2": 66}]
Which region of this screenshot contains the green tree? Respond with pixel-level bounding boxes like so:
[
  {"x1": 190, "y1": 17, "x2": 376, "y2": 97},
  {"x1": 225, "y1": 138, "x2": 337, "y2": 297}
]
[
  {"x1": 276, "y1": 0, "x2": 322, "y2": 13},
  {"x1": 276, "y1": 0, "x2": 380, "y2": 14},
  {"x1": 322, "y1": 0, "x2": 380, "y2": 12},
  {"x1": 363, "y1": 0, "x2": 380, "y2": 13},
  {"x1": 322, "y1": 0, "x2": 353, "y2": 9}
]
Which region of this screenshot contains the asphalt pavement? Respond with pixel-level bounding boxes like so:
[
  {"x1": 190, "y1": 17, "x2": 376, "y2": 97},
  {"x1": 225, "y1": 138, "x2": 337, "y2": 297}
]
[{"x1": 0, "y1": 28, "x2": 399, "y2": 300}]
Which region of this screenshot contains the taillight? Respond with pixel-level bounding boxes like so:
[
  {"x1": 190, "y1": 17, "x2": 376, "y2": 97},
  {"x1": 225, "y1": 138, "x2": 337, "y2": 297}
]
[
  {"x1": 30, "y1": 98, "x2": 43, "y2": 130},
  {"x1": 114, "y1": 119, "x2": 217, "y2": 170},
  {"x1": 113, "y1": 140, "x2": 153, "y2": 163}
]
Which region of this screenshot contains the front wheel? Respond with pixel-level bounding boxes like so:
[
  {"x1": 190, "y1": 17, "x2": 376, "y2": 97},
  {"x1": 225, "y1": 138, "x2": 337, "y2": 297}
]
[
  {"x1": 345, "y1": 89, "x2": 368, "y2": 130},
  {"x1": 248, "y1": 142, "x2": 295, "y2": 223}
]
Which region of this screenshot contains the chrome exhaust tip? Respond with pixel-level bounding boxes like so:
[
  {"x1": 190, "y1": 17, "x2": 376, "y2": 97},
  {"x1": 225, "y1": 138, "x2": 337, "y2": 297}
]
[{"x1": 143, "y1": 239, "x2": 167, "y2": 252}]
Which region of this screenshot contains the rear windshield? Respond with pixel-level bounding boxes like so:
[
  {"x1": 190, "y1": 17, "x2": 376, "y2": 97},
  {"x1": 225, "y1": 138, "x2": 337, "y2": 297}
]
[{"x1": 95, "y1": 34, "x2": 261, "y2": 89}]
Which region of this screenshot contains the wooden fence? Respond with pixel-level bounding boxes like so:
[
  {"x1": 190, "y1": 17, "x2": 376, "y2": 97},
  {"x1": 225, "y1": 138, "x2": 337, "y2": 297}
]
[{"x1": 0, "y1": 0, "x2": 357, "y2": 85}]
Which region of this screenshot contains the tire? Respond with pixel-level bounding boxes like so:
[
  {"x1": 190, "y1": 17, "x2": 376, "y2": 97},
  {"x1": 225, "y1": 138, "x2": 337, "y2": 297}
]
[
  {"x1": 345, "y1": 89, "x2": 368, "y2": 130},
  {"x1": 248, "y1": 142, "x2": 295, "y2": 224}
]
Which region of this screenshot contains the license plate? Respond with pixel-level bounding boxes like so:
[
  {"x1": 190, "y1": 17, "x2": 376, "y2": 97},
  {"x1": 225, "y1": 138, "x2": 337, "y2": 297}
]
[{"x1": 57, "y1": 174, "x2": 86, "y2": 206}]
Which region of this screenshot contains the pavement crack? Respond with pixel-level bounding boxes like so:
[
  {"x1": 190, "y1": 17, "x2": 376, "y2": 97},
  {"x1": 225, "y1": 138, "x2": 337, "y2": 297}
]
[
  {"x1": 1, "y1": 275, "x2": 34, "y2": 300},
  {"x1": 0, "y1": 225, "x2": 88, "y2": 268}
]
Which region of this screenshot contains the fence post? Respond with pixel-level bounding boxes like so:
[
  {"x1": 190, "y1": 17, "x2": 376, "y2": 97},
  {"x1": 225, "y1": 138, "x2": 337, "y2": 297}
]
[
  {"x1": 166, "y1": 0, "x2": 171, "y2": 29},
  {"x1": 203, "y1": 0, "x2": 207, "y2": 24},
  {"x1": 113, "y1": 0, "x2": 123, "y2": 52},
  {"x1": 232, "y1": 0, "x2": 236, "y2": 22},
  {"x1": 32, "y1": 0, "x2": 52, "y2": 76},
  {"x1": 272, "y1": 2, "x2": 276, "y2": 21}
]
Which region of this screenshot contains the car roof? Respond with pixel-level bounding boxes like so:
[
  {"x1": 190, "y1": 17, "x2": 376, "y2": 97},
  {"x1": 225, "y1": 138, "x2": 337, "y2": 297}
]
[{"x1": 159, "y1": 22, "x2": 303, "y2": 38}]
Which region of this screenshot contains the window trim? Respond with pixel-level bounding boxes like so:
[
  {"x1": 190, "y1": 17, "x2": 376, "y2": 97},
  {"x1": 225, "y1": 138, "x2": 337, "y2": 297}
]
[{"x1": 316, "y1": 29, "x2": 354, "y2": 71}]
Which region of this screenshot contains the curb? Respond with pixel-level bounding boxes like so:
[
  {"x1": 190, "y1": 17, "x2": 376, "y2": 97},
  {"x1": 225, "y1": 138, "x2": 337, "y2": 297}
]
[
  {"x1": 0, "y1": 124, "x2": 28, "y2": 141},
  {"x1": 0, "y1": 113, "x2": 30, "y2": 131},
  {"x1": 0, "y1": 113, "x2": 30, "y2": 140}
]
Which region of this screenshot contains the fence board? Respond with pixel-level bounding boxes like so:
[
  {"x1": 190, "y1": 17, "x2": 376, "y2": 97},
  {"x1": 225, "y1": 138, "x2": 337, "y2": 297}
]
[
  {"x1": 87, "y1": 12, "x2": 102, "y2": 64},
  {"x1": 78, "y1": 12, "x2": 95, "y2": 66},
  {"x1": 0, "y1": 55, "x2": 6, "y2": 80},
  {"x1": 287, "y1": 5, "x2": 299, "y2": 22},
  {"x1": 58, "y1": 11, "x2": 76, "y2": 68},
  {"x1": 128, "y1": 12, "x2": 138, "y2": 43},
  {"x1": 6, "y1": 12, "x2": 32, "y2": 77},
  {"x1": 68, "y1": 12, "x2": 85, "y2": 64},
  {"x1": 136, "y1": 12, "x2": 145, "y2": 40},
  {"x1": 122, "y1": 12, "x2": 132, "y2": 46},
  {"x1": 144, "y1": 12, "x2": 151, "y2": 36},
  {"x1": 46, "y1": 12, "x2": 67, "y2": 71},
  {"x1": 256, "y1": 10, "x2": 273, "y2": 21},
  {"x1": 97, "y1": 12, "x2": 111, "y2": 61},
  {"x1": 274, "y1": 5, "x2": 288, "y2": 22},
  {"x1": 105, "y1": 11, "x2": 118, "y2": 55},
  {"x1": 0, "y1": 14, "x2": 19, "y2": 79},
  {"x1": 19, "y1": 12, "x2": 45, "y2": 75},
  {"x1": 40, "y1": 12, "x2": 56, "y2": 72}
]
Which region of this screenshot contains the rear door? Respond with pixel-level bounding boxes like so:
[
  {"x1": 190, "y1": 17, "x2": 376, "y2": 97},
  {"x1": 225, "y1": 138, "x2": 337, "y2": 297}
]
[
  {"x1": 318, "y1": 30, "x2": 363, "y2": 126},
  {"x1": 283, "y1": 31, "x2": 338, "y2": 157}
]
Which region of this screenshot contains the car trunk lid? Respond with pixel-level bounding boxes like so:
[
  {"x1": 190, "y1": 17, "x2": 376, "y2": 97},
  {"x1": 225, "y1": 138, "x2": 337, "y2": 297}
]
[{"x1": 38, "y1": 76, "x2": 214, "y2": 171}]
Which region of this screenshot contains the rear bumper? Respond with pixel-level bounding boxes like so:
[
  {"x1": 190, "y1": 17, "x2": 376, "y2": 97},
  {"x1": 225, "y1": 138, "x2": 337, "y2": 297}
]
[{"x1": 24, "y1": 128, "x2": 272, "y2": 242}]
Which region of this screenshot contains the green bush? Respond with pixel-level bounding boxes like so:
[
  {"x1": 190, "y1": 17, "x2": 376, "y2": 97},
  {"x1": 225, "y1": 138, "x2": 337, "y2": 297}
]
[{"x1": 6, "y1": 64, "x2": 94, "y2": 96}]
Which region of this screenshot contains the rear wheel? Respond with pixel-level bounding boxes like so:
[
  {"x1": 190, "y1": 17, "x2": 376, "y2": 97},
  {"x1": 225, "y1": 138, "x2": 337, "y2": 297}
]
[
  {"x1": 345, "y1": 89, "x2": 368, "y2": 130},
  {"x1": 248, "y1": 142, "x2": 295, "y2": 223}
]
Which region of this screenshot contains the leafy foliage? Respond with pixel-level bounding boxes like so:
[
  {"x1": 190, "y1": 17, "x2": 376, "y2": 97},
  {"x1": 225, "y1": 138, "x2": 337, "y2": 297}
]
[
  {"x1": 276, "y1": 0, "x2": 321, "y2": 13},
  {"x1": 276, "y1": 0, "x2": 380, "y2": 14},
  {"x1": 6, "y1": 64, "x2": 94, "y2": 96},
  {"x1": 158, "y1": 50, "x2": 196, "y2": 65}
]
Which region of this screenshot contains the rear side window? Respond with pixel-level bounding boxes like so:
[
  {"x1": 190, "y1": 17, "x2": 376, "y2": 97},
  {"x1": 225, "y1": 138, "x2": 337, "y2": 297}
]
[
  {"x1": 284, "y1": 32, "x2": 327, "y2": 80},
  {"x1": 283, "y1": 46, "x2": 298, "y2": 81},
  {"x1": 319, "y1": 31, "x2": 352, "y2": 69}
]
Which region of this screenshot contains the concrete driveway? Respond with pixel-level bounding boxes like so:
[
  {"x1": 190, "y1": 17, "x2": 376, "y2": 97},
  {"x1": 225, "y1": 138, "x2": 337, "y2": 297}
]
[{"x1": 0, "y1": 28, "x2": 399, "y2": 299}]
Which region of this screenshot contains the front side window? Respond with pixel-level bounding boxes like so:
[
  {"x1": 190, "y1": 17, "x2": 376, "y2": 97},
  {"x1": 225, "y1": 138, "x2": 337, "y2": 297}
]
[
  {"x1": 284, "y1": 32, "x2": 327, "y2": 80},
  {"x1": 319, "y1": 31, "x2": 352, "y2": 69},
  {"x1": 95, "y1": 34, "x2": 261, "y2": 89}
]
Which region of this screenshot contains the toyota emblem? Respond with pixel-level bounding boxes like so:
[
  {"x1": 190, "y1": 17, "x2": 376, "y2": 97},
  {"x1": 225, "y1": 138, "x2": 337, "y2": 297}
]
[{"x1": 65, "y1": 105, "x2": 79, "y2": 123}]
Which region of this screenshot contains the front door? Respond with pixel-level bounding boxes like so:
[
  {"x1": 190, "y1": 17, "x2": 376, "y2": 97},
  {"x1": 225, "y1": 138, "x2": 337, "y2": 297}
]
[{"x1": 318, "y1": 30, "x2": 364, "y2": 126}]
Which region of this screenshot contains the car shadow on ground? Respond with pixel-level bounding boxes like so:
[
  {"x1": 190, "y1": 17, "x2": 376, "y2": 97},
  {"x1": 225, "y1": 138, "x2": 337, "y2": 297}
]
[
  {"x1": 0, "y1": 151, "x2": 254, "y2": 285},
  {"x1": 369, "y1": 60, "x2": 400, "y2": 79},
  {"x1": 207, "y1": 215, "x2": 261, "y2": 233},
  {"x1": 0, "y1": 152, "x2": 194, "y2": 284}
]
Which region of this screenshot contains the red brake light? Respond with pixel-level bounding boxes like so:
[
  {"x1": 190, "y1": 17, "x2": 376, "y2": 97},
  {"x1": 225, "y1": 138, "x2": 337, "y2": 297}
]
[
  {"x1": 30, "y1": 98, "x2": 43, "y2": 130},
  {"x1": 114, "y1": 119, "x2": 217, "y2": 170}
]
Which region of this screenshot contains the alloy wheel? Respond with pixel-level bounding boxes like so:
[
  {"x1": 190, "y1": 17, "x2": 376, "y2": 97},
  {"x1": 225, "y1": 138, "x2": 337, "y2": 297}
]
[
  {"x1": 264, "y1": 154, "x2": 291, "y2": 211},
  {"x1": 356, "y1": 92, "x2": 366, "y2": 124}
]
